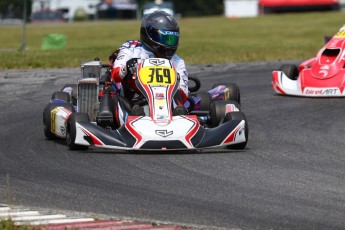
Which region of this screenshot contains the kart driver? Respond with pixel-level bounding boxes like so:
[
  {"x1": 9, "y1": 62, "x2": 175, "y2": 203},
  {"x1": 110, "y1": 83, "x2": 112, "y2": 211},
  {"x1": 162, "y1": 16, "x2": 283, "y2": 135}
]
[{"x1": 109, "y1": 10, "x2": 189, "y2": 116}]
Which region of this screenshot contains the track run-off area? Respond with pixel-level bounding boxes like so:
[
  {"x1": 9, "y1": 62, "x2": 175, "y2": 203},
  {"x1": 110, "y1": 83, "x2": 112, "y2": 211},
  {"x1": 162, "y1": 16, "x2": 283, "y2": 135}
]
[{"x1": 1, "y1": 61, "x2": 345, "y2": 229}]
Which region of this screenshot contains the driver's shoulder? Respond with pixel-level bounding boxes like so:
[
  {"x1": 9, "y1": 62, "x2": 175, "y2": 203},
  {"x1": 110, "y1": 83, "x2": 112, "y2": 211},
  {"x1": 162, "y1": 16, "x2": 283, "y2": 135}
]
[
  {"x1": 120, "y1": 40, "x2": 142, "y2": 49},
  {"x1": 171, "y1": 54, "x2": 186, "y2": 67}
]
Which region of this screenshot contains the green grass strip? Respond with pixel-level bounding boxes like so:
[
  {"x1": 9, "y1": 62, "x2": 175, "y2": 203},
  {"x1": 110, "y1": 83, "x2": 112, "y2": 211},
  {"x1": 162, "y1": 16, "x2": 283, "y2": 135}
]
[{"x1": 0, "y1": 12, "x2": 344, "y2": 69}]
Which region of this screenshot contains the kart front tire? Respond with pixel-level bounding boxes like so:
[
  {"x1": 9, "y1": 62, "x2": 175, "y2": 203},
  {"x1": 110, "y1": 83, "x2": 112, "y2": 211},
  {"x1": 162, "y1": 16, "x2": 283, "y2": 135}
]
[
  {"x1": 43, "y1": 104, "x2": 55, "y2": 140},
  {"x1": 280, "y1": 64, "x2": 299, "y2": 80},
  {"x1": 66, "y1": 112, "x2": 89, "y2": 150},
  {"x1": 43, "y1": 102, "x2": 74, "y2": 140},
  {"x1": 223, "y1": 111, "x2": 248, "y2": 150},
  {"x1": 224, "y1": 83, "x2": 240, "y2": 105},
  {"x1": 197, "y1": 91, "x2": 212, "y2": 111},
  {"x1": 210, "y1": 100, "x2": 240, "y2": 127}
]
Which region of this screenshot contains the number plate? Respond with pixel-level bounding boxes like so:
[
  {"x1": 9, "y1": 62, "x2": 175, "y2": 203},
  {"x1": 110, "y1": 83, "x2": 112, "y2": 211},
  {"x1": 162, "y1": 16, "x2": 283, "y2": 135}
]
[
  {"x1": 334, "y1": 30, "x2": 345, "y2": 38},
  {"x1": 138, "y1": 66, "x2": 176, "y2": 86}
]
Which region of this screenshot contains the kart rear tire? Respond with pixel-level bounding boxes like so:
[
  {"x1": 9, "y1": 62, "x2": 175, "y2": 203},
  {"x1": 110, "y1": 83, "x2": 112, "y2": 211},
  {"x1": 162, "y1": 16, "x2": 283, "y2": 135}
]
[
  {"x1": 211, "y1": 83, "x2": 241, "y2": 105},
  {"x1": 51, "y1": 91, "x2": 70, "y2": 102},
  {"x1": 66, "y1": 112, "x2": 89, "y2": 150},
  {"x1": 280, "y1": 64, "x2": 299, "y2": 80},
  {"x1": 196, "y1": 91, "x2": 212, "y2": 111},
  {"x1": 223, "y1": 112, "x2": 248, "y2": 150},
  {"x1": 188, "y1": 76, "x2": 201, "y2": 93},
  {"x1": 225, "y1": 83, "x2": 241, "y2": 105},
  {"x1": 210, "y1": 100, "x2": 240, "y2": 127},
  {"x1": 43, "y1": 102, "x2": 75, "y2": 140}
]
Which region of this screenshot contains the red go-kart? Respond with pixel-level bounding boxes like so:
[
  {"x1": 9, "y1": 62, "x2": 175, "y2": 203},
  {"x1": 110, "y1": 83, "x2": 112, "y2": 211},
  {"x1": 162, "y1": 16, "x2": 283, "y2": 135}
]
[{"x1": 272, "y1": 26, "x2": 345, "y2": 97}]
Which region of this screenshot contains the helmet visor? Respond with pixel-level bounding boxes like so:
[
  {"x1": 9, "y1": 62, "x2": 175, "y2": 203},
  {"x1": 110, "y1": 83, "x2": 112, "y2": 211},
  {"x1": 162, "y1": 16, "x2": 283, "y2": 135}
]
[{"x1": 147, "y1": 27, "x2": 179, "y2": 46}]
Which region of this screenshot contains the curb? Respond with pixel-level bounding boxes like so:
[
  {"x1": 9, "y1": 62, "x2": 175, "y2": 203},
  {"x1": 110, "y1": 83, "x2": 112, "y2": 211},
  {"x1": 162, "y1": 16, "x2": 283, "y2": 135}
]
[{"x1": 0, "y1": 204, "x2": 200, "y2": 230}]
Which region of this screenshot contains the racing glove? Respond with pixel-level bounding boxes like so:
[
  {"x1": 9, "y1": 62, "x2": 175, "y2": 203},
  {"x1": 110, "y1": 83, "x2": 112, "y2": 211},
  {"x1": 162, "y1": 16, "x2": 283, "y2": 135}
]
[{"x1": 122, "y1": 58, "x2": 140, "y2": 80}]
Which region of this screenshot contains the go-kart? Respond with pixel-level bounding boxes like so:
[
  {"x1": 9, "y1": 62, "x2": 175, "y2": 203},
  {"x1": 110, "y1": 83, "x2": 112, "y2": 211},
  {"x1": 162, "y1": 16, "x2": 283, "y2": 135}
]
[
  {"x1": 43, "y1": 58, "x2": 248, "y2": 151},
  {"x1": 272, "y1": 26, "x2": 345, "y2": 97}
]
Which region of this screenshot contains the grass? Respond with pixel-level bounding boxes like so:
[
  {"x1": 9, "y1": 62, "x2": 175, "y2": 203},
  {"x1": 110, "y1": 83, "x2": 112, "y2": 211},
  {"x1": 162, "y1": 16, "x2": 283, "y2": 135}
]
[
  {"x1": 0, "y1": 11, "x2": 344, "y2": 69},
  {"x1": 0, "y1": 219, "x2": 29, "y2": 230}
]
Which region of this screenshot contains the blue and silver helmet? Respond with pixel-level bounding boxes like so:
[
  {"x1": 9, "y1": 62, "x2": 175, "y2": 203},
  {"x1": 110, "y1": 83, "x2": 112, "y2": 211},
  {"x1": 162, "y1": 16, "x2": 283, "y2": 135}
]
[{"x1": 140, "y1": 11, "x2": 179, "y2": 59}]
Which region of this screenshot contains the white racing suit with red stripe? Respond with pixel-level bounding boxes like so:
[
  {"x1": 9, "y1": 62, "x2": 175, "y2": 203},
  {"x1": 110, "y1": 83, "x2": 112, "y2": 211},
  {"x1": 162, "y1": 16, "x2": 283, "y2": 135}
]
[{"x1": 97, "y1": 40, "x2": 189, "y2": 129}]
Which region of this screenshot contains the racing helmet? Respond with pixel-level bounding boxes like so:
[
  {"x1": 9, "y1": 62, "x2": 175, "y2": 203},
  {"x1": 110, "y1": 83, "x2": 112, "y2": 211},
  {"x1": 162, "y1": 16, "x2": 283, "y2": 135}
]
[{"x1": 140, "y1": 11, "x2": 179, "y2": 59}]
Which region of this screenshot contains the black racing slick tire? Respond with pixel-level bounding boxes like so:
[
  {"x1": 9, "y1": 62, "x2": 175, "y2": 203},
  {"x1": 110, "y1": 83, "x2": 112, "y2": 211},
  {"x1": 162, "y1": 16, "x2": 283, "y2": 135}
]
[
  {"x1": 223, "y1": 111, "x2": 248, "y2": 150},
  {"x1": 43, "y1": 102, "x2": 75, "y2": 140},
  {"x1": 197, "y1": 91, "x2": 212, "y2": 111},
  {"x1": 43, "y1": 104, "x2": 55, "y2": 140},
  {"x1": 209, "y1": 100, "x2": 239, "y2": 127},
  {"x1": 224, "y1": 83, "x2": 241, "y2": 105},
  {"x1": 188, "y1": 76, "x2": 201, "y2": 93},
  {"x1": 280, "y1": 64, "x2": 299, "y2": 81},
  {"x1": 51, "y1": 91, "x2": 71, "y2": 102},
  {"x1": 66, "y1": 112, "x2": 90, "y2": 150}
]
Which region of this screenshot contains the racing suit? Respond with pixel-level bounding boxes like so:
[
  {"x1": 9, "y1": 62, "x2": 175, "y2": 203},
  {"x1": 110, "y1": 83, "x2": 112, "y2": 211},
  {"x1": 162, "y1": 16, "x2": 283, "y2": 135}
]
[
  {"x1": 96, "y1": 40, "x2": 189, "y2": 128},
  {"x1": 111, "y1": 40, "x2": 189, "y2": 105}
]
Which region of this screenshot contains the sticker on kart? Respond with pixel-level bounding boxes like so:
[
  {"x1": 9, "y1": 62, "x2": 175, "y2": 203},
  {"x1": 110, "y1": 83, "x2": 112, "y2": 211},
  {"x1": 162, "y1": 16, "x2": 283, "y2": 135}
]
[
  {"x1": 138, "y1": 66, "x2": 176, "y2": 86},
  {"x1": 303, "y1": 87, "x2": 341, "y2": 96},
  {"x1": 334, "y1": 30, "x2": 345, "y2": 39}
]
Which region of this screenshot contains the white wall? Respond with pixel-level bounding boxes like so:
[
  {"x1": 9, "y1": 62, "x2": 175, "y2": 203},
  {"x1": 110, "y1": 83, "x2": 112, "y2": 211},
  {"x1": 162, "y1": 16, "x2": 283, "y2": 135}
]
[
  {"x1": 340, "y1": 0, "x2": 345, "y2": 7},
  {"x1": 224, "y1": 0, "x2": 258, "y2": 18},
  {"x1": 31, "y1": 0, "x2": 100, "y2": 21}
]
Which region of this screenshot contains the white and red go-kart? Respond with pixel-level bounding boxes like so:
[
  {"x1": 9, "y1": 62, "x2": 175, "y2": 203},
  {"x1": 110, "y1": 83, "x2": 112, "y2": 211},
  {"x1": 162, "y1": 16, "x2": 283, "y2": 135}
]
[
  {"x1": 272, "y1": 27, "x2": 345, "y2": 97},
  {"x1": 43, "y1": 58, "x2": 248, "y2": 151}
]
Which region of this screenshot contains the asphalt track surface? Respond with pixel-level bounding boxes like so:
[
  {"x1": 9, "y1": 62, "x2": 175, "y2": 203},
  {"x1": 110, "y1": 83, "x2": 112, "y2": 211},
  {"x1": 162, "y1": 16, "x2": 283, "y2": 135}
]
[{"x1": 1, "y1": 61, "x2": 345, "y2": 230}]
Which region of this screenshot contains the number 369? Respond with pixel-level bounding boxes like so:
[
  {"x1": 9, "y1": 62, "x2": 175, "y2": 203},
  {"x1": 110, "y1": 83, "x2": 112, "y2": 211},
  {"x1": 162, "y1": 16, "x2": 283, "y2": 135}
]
[{"x1": 147, "y1": 68, "x2": 171, "y2": 84}]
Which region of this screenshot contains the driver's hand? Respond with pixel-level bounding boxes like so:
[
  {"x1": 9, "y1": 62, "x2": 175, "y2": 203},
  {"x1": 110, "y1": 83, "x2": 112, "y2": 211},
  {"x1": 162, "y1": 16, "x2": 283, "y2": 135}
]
[{"x1": 124, "y1": 58, "x2": 140, "y2": 80}]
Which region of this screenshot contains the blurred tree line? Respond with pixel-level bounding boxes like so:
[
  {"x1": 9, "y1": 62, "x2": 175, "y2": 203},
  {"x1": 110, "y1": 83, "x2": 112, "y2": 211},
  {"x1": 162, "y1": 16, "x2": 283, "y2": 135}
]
[
  {"x1": 137, "y1": 0, "x2": 224, "y2": 17},
  {"x1": 0, "y1": 0, "x2": 223, "y2": 19},
  {"x1": 0, "y1": 0, "x2": 31, "y2": 19}
]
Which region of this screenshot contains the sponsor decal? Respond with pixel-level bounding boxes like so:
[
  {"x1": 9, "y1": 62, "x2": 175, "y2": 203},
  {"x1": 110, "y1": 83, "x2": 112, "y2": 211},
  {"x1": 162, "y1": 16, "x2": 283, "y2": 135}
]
[
  {"x1": 60, "y1": 126, "x2": 66, "y2": 136},
  {"x1": 50, "y1": 108, "x2": 60, "y2": 133},
  {"x1": 225, "y1": 104, "x2": 239, "y2": 113},
  {"x1": 122, "y1": 42, "x2": 130, "y2": 48},
  {"x1": 334, "y1": 30, "x2": 345, "y2": 38},
  {"x1": 155, "y1": 99, "x2": 166, "y2": 106},
  {"x1": 304, "y1": 88, "x2": 340, "y2": 95},
  {"x1": 149, "y1": 59, "x2": 166, "y2": 66},
  {"x1": 155, "y1": 92, "x2": 165, "y2": 100},
  {"x1": 129, "y1": 40, "x2": 138, "y2": 47},
  {"x1": 154, "y1": 119, "x2": 171, "y2": 124},
  {"x1": 318, "y1": 65, "x2": 329, "y2": 77},
  {"x1": 160, "y1": 30, "x2": 179, "y2": 36},
  {"x1": 155, "y1": 130, "x2": 173, "y2": 137},
  {"x1": 156, "y1": 114, "x2": 168, "y2": 119}
]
